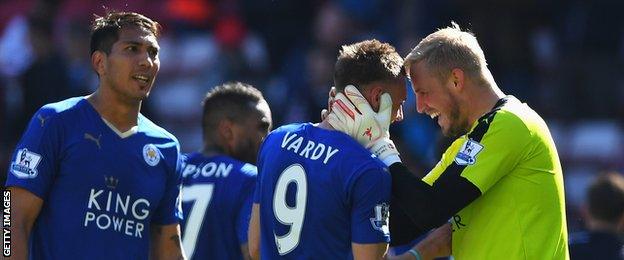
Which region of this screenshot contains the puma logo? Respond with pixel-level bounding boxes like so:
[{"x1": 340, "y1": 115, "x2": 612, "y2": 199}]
[
  {"x1": 37, "y1": 114, "x2": 48, "y2": 127},
  {"x1": 84, "y1": 133, "x2": 102, "y2": 149}
]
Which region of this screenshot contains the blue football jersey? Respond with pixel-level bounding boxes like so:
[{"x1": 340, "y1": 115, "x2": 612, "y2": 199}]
[
  {"x1": 180, "y1": 153, "x2": 257, "y2": 260},
  {"x1": 6, "y1": 97, "x2": 183, "y2": 259},
  {"x1": 254, "y1": 123, "x2": 391, "y2": 259}
]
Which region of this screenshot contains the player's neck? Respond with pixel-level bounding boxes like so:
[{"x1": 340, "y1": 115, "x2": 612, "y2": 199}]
[
  {"x1": 316, "y1": 120, "x2": 334, "y2": 130},
  {"x1": 466, "y1": 84, "x2": 505, "y2": 125},
  {"x1": 86, "y1": 89, "x2": 141, "y2": 132},
  {"x1": 201, "y1": 143, "x2": 226, "y2": 158}
]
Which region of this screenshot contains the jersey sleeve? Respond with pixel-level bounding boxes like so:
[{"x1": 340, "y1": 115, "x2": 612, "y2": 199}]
[
  {"x1": 350, "y1": 165, "x2": 391, "y2": 244},
  {"x1": 236, "y1": 185, "x2": 254, "y2": 244},
  {"x1": 253, "y1": 141, "x2": 267, "y2": 204},
  {"x1": 152, "y1": 143, "x2": 184, "y2": 224},
  {"x1": 237, "y1": 165, "x2": 257, "y2": 244},
  {"x1": 6, "y1": 107, "x2": 62, "y2": 199},
  {"x1": 458, "y1": 112, "x2": 531, "y2": 193}
]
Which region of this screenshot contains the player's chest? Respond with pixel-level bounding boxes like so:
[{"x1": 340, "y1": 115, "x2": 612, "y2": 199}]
[{"x1": 57, "y1": 129, "x2": 171, "y2": 198}]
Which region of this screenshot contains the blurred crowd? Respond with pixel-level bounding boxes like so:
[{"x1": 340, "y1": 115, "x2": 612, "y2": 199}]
[{"x1": 1, "y1": 0, "x2": 623, "y2": 234}]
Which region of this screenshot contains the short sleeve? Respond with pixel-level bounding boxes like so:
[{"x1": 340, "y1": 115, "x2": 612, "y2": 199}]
[
  {"x1": 253, "y1": 148, "x2": 265, "y2": 204},
  {"x1": 152, "y1": 143, "x2": 184, "y2": 224},
  {"x1": 236, "y1": 187, "x2": 254, "y2": 243},
  {"x1": 350, "y1": 167, "x2": 391, "y2": 244},
  {"x1": 6, "y1": 107, "x2": 62, "y2": 199},
  {"x1": 459, "y1": 113, "x2": 531, "y2": 193}
]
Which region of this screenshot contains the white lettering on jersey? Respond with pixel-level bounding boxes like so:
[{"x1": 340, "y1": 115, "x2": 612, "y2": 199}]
[
  {"x1": 84, "y1": 188, "x2": 151, "y2": 238},
  {"x1": 280, "y1": 132, "x2": 339, "y2": 164},
  {"x1": 181, "y1": 162, "x2": 233, "y2": 179}
]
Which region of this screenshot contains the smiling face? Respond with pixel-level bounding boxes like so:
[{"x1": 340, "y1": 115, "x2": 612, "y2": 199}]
[
  {"x1": 410, "y1": 61, "x2": 470, "y2": 137},
  {"x1": 96, "y1": 26, "x2": 160, "y2": 102}
]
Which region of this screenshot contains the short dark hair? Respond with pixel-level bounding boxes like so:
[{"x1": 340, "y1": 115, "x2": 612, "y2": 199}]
[
  {"x1": 202, "y1": 82, "x2": 265, "y2": 140},
  {"x1": 588, "y1": 172, "x2": 624, "y2": 224},
  {"x1": 90, "y1": 11, "x2": 160, "y2": 55},
  {"x1": 334, "y1": 39, "x2": 405, "y2": 92}
]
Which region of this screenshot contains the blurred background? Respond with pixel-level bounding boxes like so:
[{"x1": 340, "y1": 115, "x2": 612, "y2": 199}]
[{"x1": 0, "y1": 0, "x2": 622, "y2": 237}]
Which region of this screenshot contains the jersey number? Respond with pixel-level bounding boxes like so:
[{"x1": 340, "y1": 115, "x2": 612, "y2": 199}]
[
  {"x1": 273, "y1": 164, "x2": 308, "y2": 255},
  {"x1": 181, "y1": 184, "x2": 215, "y2": 258}
]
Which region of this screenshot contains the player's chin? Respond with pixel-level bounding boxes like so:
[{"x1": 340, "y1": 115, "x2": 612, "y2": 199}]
[
  {"x1": 136, "y1": 86, "x2": 153, "y2": 99},
  {"x1": 129, "y1": 92, "x2": 150, "y2": 101}
]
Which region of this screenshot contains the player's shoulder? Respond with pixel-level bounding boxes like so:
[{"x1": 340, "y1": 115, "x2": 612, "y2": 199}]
[
  {"x1": 482, "y1": 96, "x2": 555, "y2": 145},
  {"x1": 138, "y1": 114, "x2": 180, "y2": 145},
  {"x1": 476, "y1": 96, "x2": 535, "y2": 138},
  {"x1": 260, "y1": 122, "x2": 307, "y2": 151},
  {"x1": 267, "y1": 122, "x2": 376, "y2": 156},
  {"x1": 266, "y1": 122, "x2": 307, "y2": 138},
  {"x1": 497, "y1": 96, "x2": 546, "y2": 126},
  {"x1": 37, "y1": 96, "x2": 88, "y2": 121}
]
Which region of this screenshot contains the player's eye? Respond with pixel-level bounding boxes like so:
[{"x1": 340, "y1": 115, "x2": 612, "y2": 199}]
[
  {"x1": 126, "y1": 45, "x2": 138, "y2": 52},
  {"x1": 148, "y1": 48, "x2": 158, "y2": 58}
]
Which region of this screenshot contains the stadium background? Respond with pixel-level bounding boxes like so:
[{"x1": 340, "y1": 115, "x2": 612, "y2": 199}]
[{"x1": 0, "y1": 0, "x2": 622, "y2": 237}]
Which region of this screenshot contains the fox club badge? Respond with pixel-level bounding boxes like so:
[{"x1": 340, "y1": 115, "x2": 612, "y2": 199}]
[{"x1": 143, "y1": 144, "x2": 161, "y2": 166}]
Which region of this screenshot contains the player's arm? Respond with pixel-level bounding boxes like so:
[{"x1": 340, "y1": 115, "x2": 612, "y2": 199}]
[
  {"x1": 350, "y1": 165, "x2": 392, "y2": 260},
  {"x1": 6, "y1": 108, "x2": 62, "y2": 259},
  {"x1": 237, "y1": 179, "x2": 255, "y2": 260},
  {"x1": 150, "y1": 223, "x2": 186, "y2": 260},
  {"x1": 248, "y1": 203, "x2": 260, "y2": 260},
  {"x1": 240, "y1": 243, "x2": 251, "y2": 260},
  {"x1": 388, "y1": 162, "x2": 481, "y2": 243},
  {"x1": 386, "y1": 223, "x2": 452, "y2": 260},
  {"x1": 151, "y1": 146, "x2": 186, "y2": 259},
  {"x1": 353, "y1": 243, "x2": 388, "y2": 260},
  {"x1": 8, "y1": 187, "x2": 43, "y2": 260}
]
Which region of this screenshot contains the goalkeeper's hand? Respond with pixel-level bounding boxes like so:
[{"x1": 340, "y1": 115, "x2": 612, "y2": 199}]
[{"x1": 326, "y1": 85, "x2": 401, "y2": 165}]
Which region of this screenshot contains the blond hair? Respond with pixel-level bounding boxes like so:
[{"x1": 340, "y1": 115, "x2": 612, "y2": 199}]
[{"x1": 404, "y1": 22, "x2": 487, "y2": 83}]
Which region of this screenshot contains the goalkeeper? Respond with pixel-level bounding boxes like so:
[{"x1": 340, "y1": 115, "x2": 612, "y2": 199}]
[{"x1": 327, "y1": 23, "x2": 569, "y2": 260}]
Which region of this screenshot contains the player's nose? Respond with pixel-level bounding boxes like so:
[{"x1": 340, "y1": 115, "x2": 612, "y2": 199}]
[{"x1": 137, "y1": 50, "x2": 154, "y2": 68}]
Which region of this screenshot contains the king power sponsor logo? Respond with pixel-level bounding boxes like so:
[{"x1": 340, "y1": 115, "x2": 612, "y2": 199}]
[{"x1": 83, "y1": 176, "x2": 151, "y2": 238}]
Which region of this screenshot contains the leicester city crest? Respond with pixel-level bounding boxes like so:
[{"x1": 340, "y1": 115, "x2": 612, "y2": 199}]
[{"x1": 143, "y1": 144, "x2": 161, "y2": 166}]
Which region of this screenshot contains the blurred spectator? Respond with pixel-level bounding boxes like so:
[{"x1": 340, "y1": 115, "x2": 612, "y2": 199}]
[
  {"x1": 14, "y1": 3, "x2": 71, "y2": 140},
  {"x1": 569, "y1": 172, "x2": 624, "y2": 260}
]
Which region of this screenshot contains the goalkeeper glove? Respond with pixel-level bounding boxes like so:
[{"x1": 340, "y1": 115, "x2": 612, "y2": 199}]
[{"x1": 326, "y1": 85, "x2": 401, "y2": 165}]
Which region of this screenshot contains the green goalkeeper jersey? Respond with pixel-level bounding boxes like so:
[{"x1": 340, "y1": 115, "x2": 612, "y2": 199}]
[{"x1": 423, "y1": 96, "x2": 569, "y2": 259}]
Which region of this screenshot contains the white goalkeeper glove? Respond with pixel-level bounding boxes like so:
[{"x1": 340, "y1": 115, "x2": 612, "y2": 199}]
[{"x1": 326, "y1": 85, "x2": 401, "y2": 165}]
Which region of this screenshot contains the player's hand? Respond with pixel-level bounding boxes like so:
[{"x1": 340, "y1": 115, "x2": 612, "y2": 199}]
[
  {"x1": 326, "y1": 85, "x2": 400, "y2": 165},
  {"x1": 320, "y1": 86, "x2": 337, "y2": 121}
]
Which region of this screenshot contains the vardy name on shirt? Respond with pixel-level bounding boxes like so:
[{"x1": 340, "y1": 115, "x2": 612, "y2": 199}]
[{"x1": 280, "y1": 132, "x2": 339, "y2": 164}]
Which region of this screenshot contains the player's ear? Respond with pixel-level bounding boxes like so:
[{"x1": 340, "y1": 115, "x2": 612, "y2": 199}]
[
  {"x1": 91, "y1": 51, "x2": 106, "y2": 77},
  {"x1": 450, "y1": 68, "x2": 465, "y2": 92},
  {"x1": 218, "y1": 119, "x2": 235, "y2": 150},
  {"x1": 364, "y1": 85, "x2": 384, "y2": 113}
]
